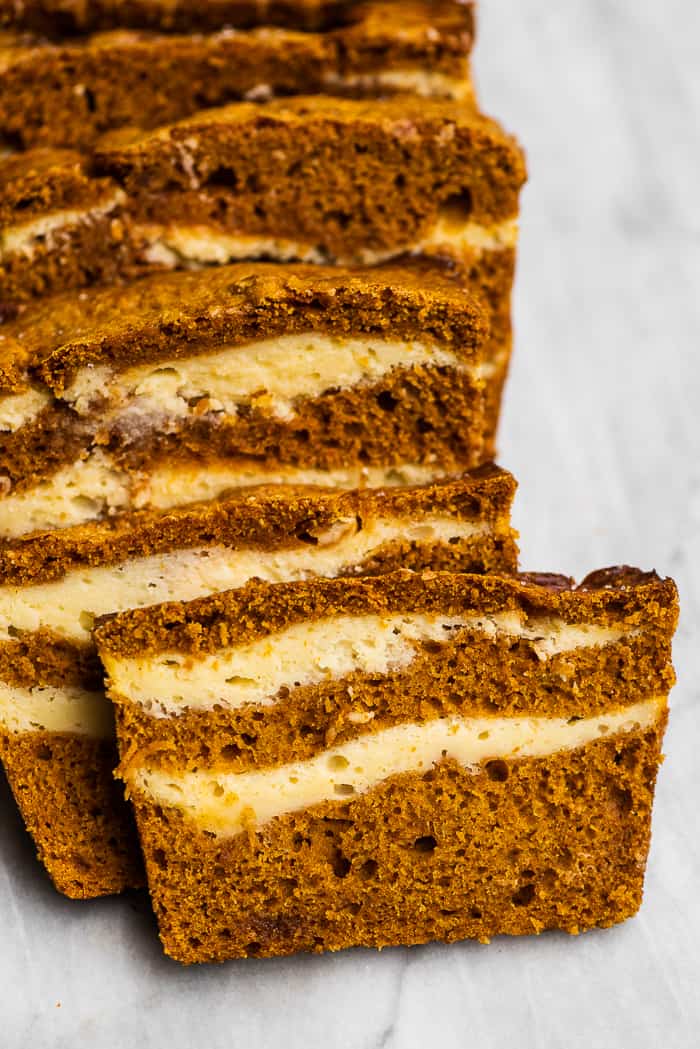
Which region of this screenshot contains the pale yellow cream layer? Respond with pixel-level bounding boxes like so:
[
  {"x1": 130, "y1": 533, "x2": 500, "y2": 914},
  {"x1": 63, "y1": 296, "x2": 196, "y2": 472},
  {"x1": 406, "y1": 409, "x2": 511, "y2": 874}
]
[
  {"x1": 0, "y1": 190, "x2": 125, "y2": 261},
  {"x1": 0, "y1": 387, "x2": 50, "y2": 433},
  {"x1": 0, "y1": 454, "x2": 448, "y2": 539},
  {"x1": 0, "y1": 682, "x2": 114, "y2": 738},
  {"x1": 321, "y1": 69, "x2": 474, "y2": 102},
  {"x1": 0, "y1": 516, "x2": 488, "y2": 641},
  {"x1": 104, "y1": 612, "x2": 636, "y2": 718},
  {"x1": 137, "y1": 215, "x2": 518, "y2": 269},
  {"x1": 129, "y1": 697, "x2": 664, "y2": 837},
  {"x1": 62, "y1": 334, "x2": 469, "y2": 422}
]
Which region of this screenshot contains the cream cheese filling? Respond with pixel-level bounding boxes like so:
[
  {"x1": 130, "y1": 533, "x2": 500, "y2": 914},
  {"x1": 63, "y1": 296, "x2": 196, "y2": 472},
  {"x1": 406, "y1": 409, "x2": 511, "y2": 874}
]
[
  {"x1": 0, "y1": 190, "x2": 126, "y2": 261},
  {"x1": 0, "y1": 682, "x2": 114, "y2": 738},
  {"x1": 0, "y1": 387, "x2": 51, "y2": 433},
  {"x1": 0, "y1": 453, "x2": 449, "y2": 539},
  {"x1": 0, "y1": 331, "x2": 493, "y2": 449},
  {"x1": 320, "y1": 69, "x2": 474, "y2": 102},
  {"x1": 136, "y1": 215, "x2": 518, "y2": 269},
  {"x1": 129, "y1": 697, "x2": 664, "y2": 837},
  {"x1": 103, "y1": 613, "x2": 637, "y2": 718},
  {"x1": 61, "y1": 334, "x2": 474, "y2": 422},
  {"x1": 0, "y1": 517, "x2": 489, "y2": 641}
]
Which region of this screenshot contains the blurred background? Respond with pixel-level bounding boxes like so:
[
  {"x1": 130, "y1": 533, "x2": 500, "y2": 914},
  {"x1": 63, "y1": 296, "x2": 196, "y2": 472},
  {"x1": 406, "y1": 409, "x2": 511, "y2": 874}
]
[{"x1": 1, "y1": 2, "x2": 698, "y2": 1045}]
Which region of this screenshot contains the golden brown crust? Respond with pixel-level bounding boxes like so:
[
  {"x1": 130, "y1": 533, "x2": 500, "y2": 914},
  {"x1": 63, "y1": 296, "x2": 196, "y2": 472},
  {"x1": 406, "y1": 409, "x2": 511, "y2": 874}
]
[
  {"x1": 0, "y1": 3, "x2": 474, "y2": 150},
  {"x1": 95, "y1": 567, "x2": 680, "y2": 658},
  {"x1": 0, "y1": 0, "x2": 341, "y2": 33},
  {"x1": 0, "y1": 466, "x2": 516, "y2": 583},
  {"x1": 0, "y1": 729, "x2": 143, "y2": 897},
  {"x1": 131, "y1": 723, "x2": 666, "y2": 962}
]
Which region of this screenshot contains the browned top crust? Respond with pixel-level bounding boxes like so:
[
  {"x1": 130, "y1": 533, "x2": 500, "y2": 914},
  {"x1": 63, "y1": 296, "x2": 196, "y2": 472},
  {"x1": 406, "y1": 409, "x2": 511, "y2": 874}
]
[
  {"x1": 94, "y1": 567, "x2": 680, "y2": 657},
  {"x1": 0, "y1": 147, "x2": 118, "y2": 226},
  {"x1": 0, "y1": 261, "x2": 488, "y2": 396},
  {"x1": 0, "y1": 466, "x2": 516, "y2": 584},
  {"x1": 0, "y1": 0, "x2": 473, "y2": 35},
  {"x1": 96, "y1": 96, "x2": 525, "y2": 224}
]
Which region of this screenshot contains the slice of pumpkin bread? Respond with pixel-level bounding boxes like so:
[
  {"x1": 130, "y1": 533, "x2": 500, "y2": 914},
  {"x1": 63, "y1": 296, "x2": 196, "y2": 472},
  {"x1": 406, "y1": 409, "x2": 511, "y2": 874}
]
[{"x1": 95, "y1": 567, "x2": 677, "y2": 961}]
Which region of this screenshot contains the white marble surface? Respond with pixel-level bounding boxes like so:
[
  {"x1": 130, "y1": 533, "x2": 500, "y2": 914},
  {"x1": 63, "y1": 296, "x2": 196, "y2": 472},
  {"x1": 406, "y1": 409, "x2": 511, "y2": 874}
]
[{"x1": 2, "y1": 2, "x2": 699, "y2": 1045}]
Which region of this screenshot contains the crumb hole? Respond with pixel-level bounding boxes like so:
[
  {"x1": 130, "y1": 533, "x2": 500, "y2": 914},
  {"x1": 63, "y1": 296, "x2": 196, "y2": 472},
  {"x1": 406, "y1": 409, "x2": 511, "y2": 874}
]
[
  {"x1": 485, "y1": 760, "x2": 509, "y2": 782},
  {"x1": 440, "y1": 189, "x2": 473, "y2": 221},
  {"x1": 359, "y1": 859, "x2": 378, "y2": 881},
  {"x1": 151, "y1": 848, "x2": 167, "y2": 870},
  {"x1": 413, "y1": 835, "x2": 437, "y2": 853},
  {"x1": 332, "y1": 851, "x2": 351, "y2": 878},
  {"x1": 512, "y1": 884, "x2": 535, "y2": 907},
  {"x1": 207, "y1": 165, "x2": 239, "y2": 189},
  {"x1": 377, "y1": 390, "x2": 399, "y2": 412}
]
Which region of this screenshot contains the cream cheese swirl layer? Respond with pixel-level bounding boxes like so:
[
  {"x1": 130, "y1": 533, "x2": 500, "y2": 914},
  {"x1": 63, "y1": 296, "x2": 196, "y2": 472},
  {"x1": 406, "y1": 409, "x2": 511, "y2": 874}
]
[
  {"x1": 103, "y1": 612, "x2": 636, "y2": 718},
  {"x1": 320, "y1": 69, "x2": 474, "y2": 103},
  {"x1": 0, "y1": 332, "x2": 483, "y2": 434},
  {"x1": 129, "y1": 697, "x2": 664, "y2": 836},
  {"x1": 0, "y1": 682, "x2": 114, "y2": 738},
  {"x1": 61, "y1": 333, "x2": 481, "y2": 422},
  {"x1": 0, "y1": 454, "x2": 449, "y2": 539},
  {"x1": 138, "y1": 215, "x2": 518, "y2": 269}
]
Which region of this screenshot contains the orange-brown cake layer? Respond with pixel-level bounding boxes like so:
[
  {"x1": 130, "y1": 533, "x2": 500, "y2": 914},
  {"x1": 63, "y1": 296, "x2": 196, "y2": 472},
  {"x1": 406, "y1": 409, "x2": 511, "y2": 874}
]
[
  {"x1": 0, "y1": 0, "x2": 472, "y2": 35},
  {"x1": 0, "y1": 147, "x2": 134, "y2": 311},
  {"x1": 97, "y1": 97, "x2": 521, "y2": 232},
  {"x1": 96, "y1": 567, "x2": 677, "y2": 961},
  {"x1": 0, "y1": 148, "x2": 115, "y2": 225},
  {"x1": 0, "y1": 470, "x2": 517, "y2": 897},
  {"x1": 0, "y1": 2, "x2": 474, "y2": 150},
  {"x1": 0, "y1": 729, "x2": 143, "y2": 897}
]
